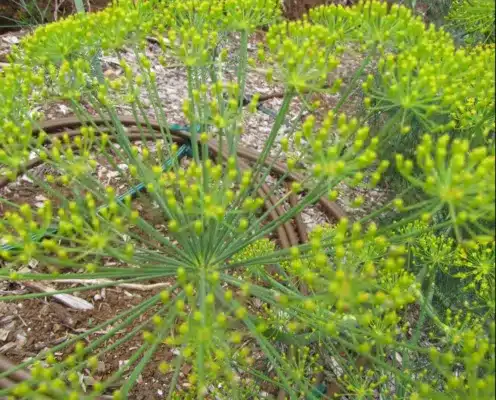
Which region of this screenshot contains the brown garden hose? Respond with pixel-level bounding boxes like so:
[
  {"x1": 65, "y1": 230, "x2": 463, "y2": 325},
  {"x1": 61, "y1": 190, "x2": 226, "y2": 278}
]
[
  {"x1": 16, "y1": 116, "x2": 346, "y2": 219},
  {"x1": 0, "y1": 117, "x2": 345, "y2": 244},
  {"x1": 0, "y1": 116, "x2": 347, "y2": 397}
]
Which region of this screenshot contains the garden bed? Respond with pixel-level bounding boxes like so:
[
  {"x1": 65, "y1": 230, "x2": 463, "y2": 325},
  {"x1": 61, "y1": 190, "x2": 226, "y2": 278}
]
[{"x1": 1, "y1": 0, "x2": 493, "y2": 399}]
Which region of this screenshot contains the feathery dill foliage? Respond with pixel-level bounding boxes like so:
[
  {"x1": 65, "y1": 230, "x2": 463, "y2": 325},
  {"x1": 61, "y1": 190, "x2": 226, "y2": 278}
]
[
  {"x1": 0, "y1": 0, "x2": 494, "y2": 398},
  {"x1": 448, "y1": 0, "x2": 496, "y2": 43}
]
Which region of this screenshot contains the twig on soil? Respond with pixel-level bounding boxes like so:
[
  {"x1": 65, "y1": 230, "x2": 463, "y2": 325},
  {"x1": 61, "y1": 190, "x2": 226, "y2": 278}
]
[
  {"x1": 50, "y1": 279, "x2": 171, "y2": 291},
  {"x1": 23, "y1": 282, "x2": 94, "y2": 311},
  {"x1": 34, "y1": 335, "x2": 69, "y2": 351},
  {"x1": 16, "y1": 314, "x2": 27, "y2": 327}
]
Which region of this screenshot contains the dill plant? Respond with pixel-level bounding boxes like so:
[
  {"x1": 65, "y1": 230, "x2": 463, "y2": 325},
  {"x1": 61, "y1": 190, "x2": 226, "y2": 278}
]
[
  {"x1": 448, "y1": 0, "x2": 495, "y2": 44},
  {"x1": 0, "y1": 0, "x2": 494, "y2": 398}
]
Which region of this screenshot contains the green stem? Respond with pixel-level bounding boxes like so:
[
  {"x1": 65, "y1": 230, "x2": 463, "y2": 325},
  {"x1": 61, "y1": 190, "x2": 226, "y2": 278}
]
[
  {"x1": 334, "y1": 52, "x2": 373, "y2": 114},
  {"x1": 120, "y1": 304, "x2": 179, "y2": 396},
  {"x1": 237, "y1": 30, "x2": 249, "y2": 109},
  {"x1": 167, "y1": 355, "x2": 185, "y2": 400},
  {"x1": 399, "y1": 272, "x2": 435, "y2": 397},
  {"x1": 215, "y1": 180, "x2": 328, "y2": 264},
  {"x1": 187, "y1": 66, "x2": 200, "y2": 163},
  {"x1": 251, "y1": 91, "x2": 294, "y2": 184}
]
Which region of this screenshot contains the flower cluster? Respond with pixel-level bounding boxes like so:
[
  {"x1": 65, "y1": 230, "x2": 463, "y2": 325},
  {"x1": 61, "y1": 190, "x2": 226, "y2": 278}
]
[
  {"x1": 263, "y1": 21, "x2": 342, "y2": 92},
  {"x1": 311, "y1": 0, "x2": 495, "y2": 151},
  {"x1": 455, "y1": 240, "x2": 495, "y2": 307},
  {"x1": 13, "y1": 0, "x2": 157, "y2": 65},
  {"x1": 397, "y1": 134, "x2": 495, "y2": 238}
]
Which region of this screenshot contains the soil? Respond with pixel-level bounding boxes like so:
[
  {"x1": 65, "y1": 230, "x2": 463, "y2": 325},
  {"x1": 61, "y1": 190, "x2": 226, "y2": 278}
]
[
  {"x1": 1, "y1": 284, "x2": 175, "y2": 399},
  {"x1": 1, "y1": 278, "x2": 287, "y2": 398},
  {"x1": 283, "y1": 0, "x2": 355, "y2": 20}
]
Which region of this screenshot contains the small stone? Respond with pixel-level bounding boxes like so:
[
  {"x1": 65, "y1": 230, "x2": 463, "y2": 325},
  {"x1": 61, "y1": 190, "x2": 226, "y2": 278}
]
[{"x1": 97, "y1": 361, "x2": 106, "y2": 373}]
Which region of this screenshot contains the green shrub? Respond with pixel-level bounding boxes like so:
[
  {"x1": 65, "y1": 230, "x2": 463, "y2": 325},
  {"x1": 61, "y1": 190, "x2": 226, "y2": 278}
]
[{"x1": 0, "y1": 0, "x2": 494, "y2": 398}]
